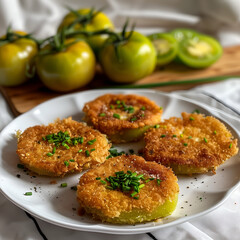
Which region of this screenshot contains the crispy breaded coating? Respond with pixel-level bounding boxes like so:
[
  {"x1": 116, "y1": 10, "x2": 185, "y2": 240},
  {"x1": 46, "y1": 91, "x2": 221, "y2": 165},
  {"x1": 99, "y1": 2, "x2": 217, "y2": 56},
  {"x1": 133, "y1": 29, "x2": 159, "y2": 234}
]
[
  {"x1": 83, "y1": 94, "x2": 162, "y2": 143},
  {"x1": 144, "y1": 112, "x2": 239, "y2": 174},
  {"x1": 17, "y1": 117, "x2": 110, "y2": 177},
  {"x1": 77, "y1": 155, "x2": 179, "y2": 224}
]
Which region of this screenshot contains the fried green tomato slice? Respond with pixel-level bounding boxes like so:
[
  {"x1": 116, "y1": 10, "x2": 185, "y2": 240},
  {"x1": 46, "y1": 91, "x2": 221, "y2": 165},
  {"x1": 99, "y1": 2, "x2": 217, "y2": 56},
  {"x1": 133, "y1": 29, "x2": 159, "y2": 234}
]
[
  {"x1": 77, "y1": 155, "x2": 179, "y2": 224},
  {"x1": 16, "y1": 117, "x2": 110, "y2": 177},
  {"x1": 83, "y1": 94, "x2": 162, "y2": 143},
  {"x1": 143, "y1": 112, "x2": 239, "y2": 174}
]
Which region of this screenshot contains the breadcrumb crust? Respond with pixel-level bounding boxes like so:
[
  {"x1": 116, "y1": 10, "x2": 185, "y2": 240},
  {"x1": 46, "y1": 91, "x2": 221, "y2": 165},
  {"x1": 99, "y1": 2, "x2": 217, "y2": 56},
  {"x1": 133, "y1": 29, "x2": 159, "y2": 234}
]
[
  {"x1": 143, "y1": 112, "x2": 238, "y2": 173},
  {"x1": 77, "y1": 155, "x2": 179, "y2": 221},
  {"x1": 16, "y1": 117, "x2": 110, "y2": 177},
  {"x1": 83, "y1": 94, "x2": 162, "y2": 136}
]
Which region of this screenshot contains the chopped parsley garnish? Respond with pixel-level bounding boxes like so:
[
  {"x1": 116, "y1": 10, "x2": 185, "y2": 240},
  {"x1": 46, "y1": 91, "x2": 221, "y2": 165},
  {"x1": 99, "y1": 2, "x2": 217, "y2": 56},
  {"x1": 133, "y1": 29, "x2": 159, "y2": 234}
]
[
  {"x1": 24, "y1": 192, "x2": 32, "y2": 196},
  {"x1": 99, "y1": 113, "x2": 106, "y2": 117},
  {"x1": 60, "y1": 183, "x2": 67, "y2": 187},
  {"x1": 97, "y1": 171, "x2": 162, "y2": 199},
  {"x1": 64, "y1": 161, "x2": 69, "y2": 166},
  {"x1": 188, "y1": 136, "x2": 192, "y2": 139},
  {"x1": 154, "y1": 124, "x2": 160, "y2": 128},
  {"x1": 106, "y1": 146, "x2": 125, "y2": 159},
  {"x1": 172, "y1": 135, "x2": 177, "y2": 138},
  {"x1": 113, "y1": 113, "x2": 120, "y2": 119},
  {"x1": 157, "y1": 179, "x2": 162, "y2": 185},
  {"x1": 42, "y1": 131, "x2": 84, "y2": 152},
  {"x1": 204, "y1": 138, "x2": 208, "y2": 143},
  {"x1": 69, "y1": 159, "x2": 75, "y2": 162},
  {"x1": 229, "y1": 143, "x2": 233, "y2": 149},
  {"x1": 78, "y1": 149, "x2": 83, "y2": 153},
  {"x1": 71, "y1": 186, "x2": 77, "y2": 191},
  {"x1": 183, "y1": 143, "x2": 188, "y2": 146},
  {"x1": 214, "y1": 130, "x2": 217, "y2": 135},
  {"x1": 160, "y1": 134, "x2": 166, "y2": 138},
  {"x1": 192, "y1": 109, "x2": 200, "y2": 114},
  {"x1": 116, "y1": 100, "x2": 121, "y2": 104},
  {"x1": 85, "y1": 150, "x2": 90, "y2": 157},
  {"x1": 141, "y1": 106, "x2": 146, "y2": 111},
  {"x1": 189, "y1": 116, "x2": 195, "y2": 121},
  {"x1": 130, "y1": 117, "x2": 137, "y2": 122},
  {"x1": 90, "y1": 148, "x2": 95, "y2": 152},
  {"x1": 87, "y1": 139, "x2": 96, "y2": 145},
  {"x1": 129, "y1": 149, "x2": 134, "y2": 154},
  {"x1": 17, "y1": 164, "x2": 25, "y2": 169}
]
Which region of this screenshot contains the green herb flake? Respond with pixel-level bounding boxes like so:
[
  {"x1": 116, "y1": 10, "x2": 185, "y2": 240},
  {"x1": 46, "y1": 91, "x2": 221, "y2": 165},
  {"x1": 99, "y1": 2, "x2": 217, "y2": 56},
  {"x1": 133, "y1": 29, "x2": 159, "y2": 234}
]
[
  {"x1": 52, "y1": 147, "x2": 56, "y2": 154},
  {"x1": 96, "y1": 177, "x2": 101, "y2": 180},
  {"x1": 90, "y1": 148, "x2": 95, "y2": 152},
  {"x1": 160, "y1": 134, "x2": 166, "y2": 138},
  {"x1": 180, "y1": 134, "x2": 184, "y2": 138},
  {"x1": 24, "y1": 192, "x2": 32, "y2": 196},
  {"x1": 47, "y1": 152, "x2": 53, "y2": 157},
  {"x1": 17, "y1": 164, "x2": 24, "y2": 169},
  {"x1": 99, "y1": 113, "x2": 106, "y2": 117},
  {"x1": 100, "y1": 180, "x2": 107, "y2": 185},
  {"x1": 214, "y1": 130, "x2": 217, "y2": 135},
  {"x1": 78, "y1": 149, "x2": 83, "y2": 153},
  {"x1": 130, "y1": 117, "x2": 137, "y2": 122},
  {"x1": 113, "y1": 113, "x2": 120, "y2": 119},
  {"x1": 189, "y1": 116, "x2": 195, "y2": 121},
  {"x1": 172, "y1": 135, "x2": 177, "y2": 138},
  {"x1": 183, "y1": 143, "x2": 188, "y2": 146},
  {"x1": 229, "y1": 143, "x2": 233, "y2": 149},
  {"x1": 110, "y1": 105, "x2": 114, "y2": 109},
  {"x1": 188, "y1": 136, "x2": 192, "y2": 139},
  {"x1": 60, "y1": 183, "x2": 67, "y2": 187},
  {"x1": 87, "y1": 139, "x2": 96, "y2": 145},
  {"x1": 157, "y1": 179, "x2": 162, "y2": 185},
  {"x1": 116, "y1": 100, "x2": 121, "y2": 104},
  {"x1": 129, "y1": 149, "x2": 134, "y2": 154},
  {"x1": 64, "y1": 161, "x2": 69, "y2": 166},
  {"x1": 85, "y1": 150, "x2": 90, "y2": 157},
  {"x1": 192, "y1": 109, "x2": 200, "y2": 114},
  {"x1": 69, "y1": 159, "x2": 75, "y2": 162},
  {"x1": 71, "y1": 186, "x2": 77, "y2": 191},
  {"x1": 204, "y1": 138, "x2": 208, "y2": 143},
  {"x1": 141, "y1": 106, "x2": 146, "y2": 111},
  {"x1": 154, "y1": 124, "x2": 160, "y2": 128}
]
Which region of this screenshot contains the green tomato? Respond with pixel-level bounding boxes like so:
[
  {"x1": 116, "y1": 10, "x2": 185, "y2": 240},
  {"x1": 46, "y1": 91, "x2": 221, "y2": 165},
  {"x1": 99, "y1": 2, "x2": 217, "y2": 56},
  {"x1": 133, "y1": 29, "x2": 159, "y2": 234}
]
[
  {"x1": 171, "y1": 28, "x2": 200, "y2": 42},
  {"x1": 148, "y1": 33, "x2": 178, "y2": 66},
  {"x1": 36, "y1": 39, "x2": 96, "y2": 92},
  {"x1": 58, "y1": 8, "x2": 114, "y2": 55},
  {"x1": 178, "y1": 35, "x2": 222, "y2": 68},
  {"x1": 99, "y1": 31, "x2": 156, "y2": 83},
  {"x1": 0, "y1": 31, "x2": 37, "y2": 87}
]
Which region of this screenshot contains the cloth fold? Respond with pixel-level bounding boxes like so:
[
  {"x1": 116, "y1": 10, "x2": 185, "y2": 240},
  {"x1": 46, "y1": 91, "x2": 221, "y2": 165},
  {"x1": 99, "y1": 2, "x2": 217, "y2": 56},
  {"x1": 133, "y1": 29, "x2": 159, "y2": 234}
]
[{"x1": 0, "y1": 79, "x2": 239, "y2": 240}]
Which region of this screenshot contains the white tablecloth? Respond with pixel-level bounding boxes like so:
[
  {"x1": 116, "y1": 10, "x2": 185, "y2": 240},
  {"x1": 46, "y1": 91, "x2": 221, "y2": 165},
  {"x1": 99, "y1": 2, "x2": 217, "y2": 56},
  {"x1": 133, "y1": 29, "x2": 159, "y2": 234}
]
[{"x1": 0, "y1": 79, "x2": 240, "y2": 240}]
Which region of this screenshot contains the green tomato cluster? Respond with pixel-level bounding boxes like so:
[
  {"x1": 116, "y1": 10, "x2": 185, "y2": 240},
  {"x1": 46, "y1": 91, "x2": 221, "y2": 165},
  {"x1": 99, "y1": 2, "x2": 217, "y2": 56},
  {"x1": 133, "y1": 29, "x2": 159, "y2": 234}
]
[{"x1": 0, "y1": 8, "x2": 222, "y2": 91}]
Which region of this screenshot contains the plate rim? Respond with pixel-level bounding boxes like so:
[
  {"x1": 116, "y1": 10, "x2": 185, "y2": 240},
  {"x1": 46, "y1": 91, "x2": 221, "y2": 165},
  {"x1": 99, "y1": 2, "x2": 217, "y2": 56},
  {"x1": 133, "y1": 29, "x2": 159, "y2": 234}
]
[{"x1": 0, "y1": 89, "x2": 239, "y2": 234}]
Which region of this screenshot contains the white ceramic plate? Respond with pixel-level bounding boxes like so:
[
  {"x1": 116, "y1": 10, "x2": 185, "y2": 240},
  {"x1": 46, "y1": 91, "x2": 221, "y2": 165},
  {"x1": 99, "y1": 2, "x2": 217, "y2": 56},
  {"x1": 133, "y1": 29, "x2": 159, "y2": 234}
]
[{"x1": 0, "y1": 89, "x2": 239, "y2": 235}]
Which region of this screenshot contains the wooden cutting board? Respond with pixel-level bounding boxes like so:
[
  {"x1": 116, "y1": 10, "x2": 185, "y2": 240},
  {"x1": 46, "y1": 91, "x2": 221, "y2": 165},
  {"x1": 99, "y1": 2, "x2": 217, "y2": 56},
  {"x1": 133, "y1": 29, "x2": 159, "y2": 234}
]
[{"x1": 1, "y1": 44, "x2": 240, "y2": 116}]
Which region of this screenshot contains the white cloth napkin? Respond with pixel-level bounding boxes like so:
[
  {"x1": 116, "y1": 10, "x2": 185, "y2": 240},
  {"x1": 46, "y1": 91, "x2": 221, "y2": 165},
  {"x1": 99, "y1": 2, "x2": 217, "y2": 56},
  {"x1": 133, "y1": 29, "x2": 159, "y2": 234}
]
[{"x1": 0, "y1": 79, "x2": 239, "y2": 240}]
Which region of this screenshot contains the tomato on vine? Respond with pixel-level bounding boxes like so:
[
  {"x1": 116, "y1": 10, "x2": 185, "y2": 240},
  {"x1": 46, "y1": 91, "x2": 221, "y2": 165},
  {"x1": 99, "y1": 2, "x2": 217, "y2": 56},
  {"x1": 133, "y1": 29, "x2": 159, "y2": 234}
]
[
  {"x1": 0, "y1": 28, "x2": 38, "y2": 87},
  {"x1": 36, "y1": 30, "x2": 96, "y2": 92},
  {"x1": 58, "y1": 8, "x2": 114, "y2": 56},
  {"x1": 99, "y1": 22, "x2": 156, "y2": 83}
]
